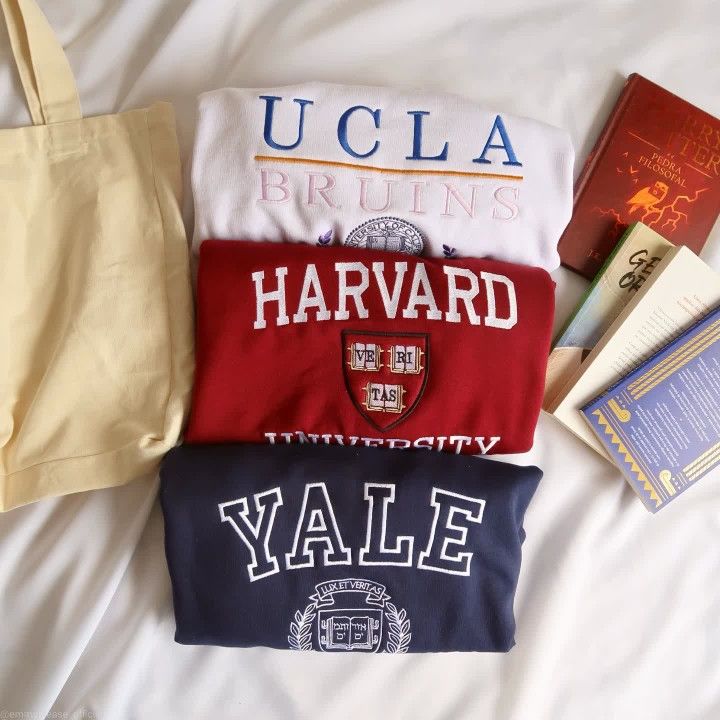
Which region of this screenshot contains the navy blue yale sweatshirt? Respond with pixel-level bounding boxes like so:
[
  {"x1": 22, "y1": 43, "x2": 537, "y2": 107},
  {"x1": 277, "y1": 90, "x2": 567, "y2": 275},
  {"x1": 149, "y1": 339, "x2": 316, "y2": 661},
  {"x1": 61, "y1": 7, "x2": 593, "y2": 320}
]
[{"x1": 160, "y1": 443, "x2": 540, "y2": 654}]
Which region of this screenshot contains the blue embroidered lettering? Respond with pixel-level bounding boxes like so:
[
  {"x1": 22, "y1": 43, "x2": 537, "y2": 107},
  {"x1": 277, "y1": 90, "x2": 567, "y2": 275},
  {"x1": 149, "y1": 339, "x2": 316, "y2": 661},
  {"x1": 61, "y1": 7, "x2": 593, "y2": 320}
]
[
  {"x1": 338, "y1": 105, "x2": 381, "y2": 158},
  {"x1": 260, "y1": 95, "x2": 313, "y2": 151},
  {"x1": 406, "y1": 110, "x2": 449, "y2": 161},
  {"x1": 473, "y1": 115, "x2": 522, "y2": 167}
]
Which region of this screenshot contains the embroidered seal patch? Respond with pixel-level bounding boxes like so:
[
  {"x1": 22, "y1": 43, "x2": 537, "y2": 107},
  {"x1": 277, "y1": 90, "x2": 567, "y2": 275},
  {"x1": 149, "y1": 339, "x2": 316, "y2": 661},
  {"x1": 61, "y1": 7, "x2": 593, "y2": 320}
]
[
  {"x1": 288, "y1": 578, "x2": 411, "y2": 653},
  {"x1": 344, "y1": 217, "x2": 424, "y2": 255},
  {"x1": 341, "y1": 330, "x2": 429, "y2": 431}
]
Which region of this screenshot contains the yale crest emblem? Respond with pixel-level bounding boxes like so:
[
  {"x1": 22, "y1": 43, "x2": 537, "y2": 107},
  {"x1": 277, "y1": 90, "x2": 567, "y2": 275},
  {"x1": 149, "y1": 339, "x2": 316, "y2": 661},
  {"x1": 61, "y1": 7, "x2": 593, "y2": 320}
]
[
  {"x1": 341, "y1": 330, "x2": 429, "y2": 431},
  {"x1": 288, "y1": 578, "x2": 411, "y2": 653}
]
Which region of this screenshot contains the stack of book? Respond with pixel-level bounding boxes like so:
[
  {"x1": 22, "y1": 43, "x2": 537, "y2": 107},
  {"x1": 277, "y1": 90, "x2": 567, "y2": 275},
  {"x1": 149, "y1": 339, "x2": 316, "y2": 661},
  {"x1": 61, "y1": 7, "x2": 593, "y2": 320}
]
[{"x1": 548, "y1": 74, "x2": 720, "y2": 512}]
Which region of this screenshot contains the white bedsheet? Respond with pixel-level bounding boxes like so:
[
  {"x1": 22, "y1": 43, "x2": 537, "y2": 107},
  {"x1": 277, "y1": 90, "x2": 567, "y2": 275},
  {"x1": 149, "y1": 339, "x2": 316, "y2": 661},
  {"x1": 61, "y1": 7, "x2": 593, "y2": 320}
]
[{"x1": 1, "y1": 2, "x2": 719, "y2": 718}]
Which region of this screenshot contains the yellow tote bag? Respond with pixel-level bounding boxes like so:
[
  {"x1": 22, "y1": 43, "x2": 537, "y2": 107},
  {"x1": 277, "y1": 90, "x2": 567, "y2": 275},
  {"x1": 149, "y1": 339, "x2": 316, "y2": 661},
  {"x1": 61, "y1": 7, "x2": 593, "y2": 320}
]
[{"x1": 0, "y1": 0, "x2": 194, "y2": 510}]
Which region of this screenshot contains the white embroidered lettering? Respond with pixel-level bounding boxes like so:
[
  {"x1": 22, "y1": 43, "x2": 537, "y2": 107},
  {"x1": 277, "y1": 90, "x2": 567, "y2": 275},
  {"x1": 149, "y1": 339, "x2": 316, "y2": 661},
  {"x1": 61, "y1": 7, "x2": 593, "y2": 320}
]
[
  {"x1": 359, "y1": 483, "x2": 414, "y2": 567},
  {"x1": 252, "y1": 267, "x2": 290, "y2": 329},
  {"x1": 402, "y1": 264, "x2": 442, "y2": 320},
  {"x1": 286, "y1": 483, "x2": 352, "y2": 569},
  {"x1": 335, "y1": 262, "x2": 370, "y2": 320},
  {"x1": 417, "y1": 488, "x2": 485, "y2": 576},
  {"x1": 475, "y1": 436, "x2": 501, "y2": 454},
  {"x1": 219, "y1": 489, "x2": 284, "y2": 582},
  {"x1": 443, "y1": 267, "x2": 481, "y2": 324},
  {"x1": 481, "y1": 271, "x2": 517, "y2": 329},
  {"x1": 372, "y1": 261, "x2": 408, "y2": 319},
  {"x1": 292, "y1": 264, "x2": 332, "y2": 323}
]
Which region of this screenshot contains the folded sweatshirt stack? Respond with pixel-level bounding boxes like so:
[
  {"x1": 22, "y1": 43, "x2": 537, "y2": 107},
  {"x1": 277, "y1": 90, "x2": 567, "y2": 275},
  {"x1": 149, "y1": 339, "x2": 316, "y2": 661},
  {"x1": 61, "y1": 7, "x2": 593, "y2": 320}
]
[{"x1": 160, "y1": 81, "x2": 574, "y2": 654}]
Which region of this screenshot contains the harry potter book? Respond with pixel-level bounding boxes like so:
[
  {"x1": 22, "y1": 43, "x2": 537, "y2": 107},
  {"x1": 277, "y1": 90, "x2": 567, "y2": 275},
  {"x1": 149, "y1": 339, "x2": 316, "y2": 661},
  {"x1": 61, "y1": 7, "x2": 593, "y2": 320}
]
[
  {"x1": 559, "y1": 74, "x2": 720, "y2": 279},
  {"x1": 582, "y1": 304, "x2": 720, "y2": 513}
]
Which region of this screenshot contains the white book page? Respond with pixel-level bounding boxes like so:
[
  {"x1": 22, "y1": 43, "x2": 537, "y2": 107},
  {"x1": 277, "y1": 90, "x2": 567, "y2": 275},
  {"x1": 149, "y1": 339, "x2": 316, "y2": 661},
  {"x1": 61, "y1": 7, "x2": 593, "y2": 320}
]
[{"x1": 551, "y1": 247, "x2": 720, "y2": 455}]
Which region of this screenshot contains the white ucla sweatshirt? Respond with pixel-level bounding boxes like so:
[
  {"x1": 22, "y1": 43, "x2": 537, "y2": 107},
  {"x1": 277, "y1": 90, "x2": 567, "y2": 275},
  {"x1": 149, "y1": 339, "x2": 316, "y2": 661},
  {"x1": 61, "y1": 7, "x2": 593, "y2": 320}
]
[{"x1": 192, "y1": 82, "x2": 574, "y2": 270}]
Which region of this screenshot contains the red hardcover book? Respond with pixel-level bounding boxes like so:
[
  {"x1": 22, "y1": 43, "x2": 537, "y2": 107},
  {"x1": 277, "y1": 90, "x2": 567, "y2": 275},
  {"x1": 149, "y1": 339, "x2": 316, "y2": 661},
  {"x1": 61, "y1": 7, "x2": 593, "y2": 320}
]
[{"x1": 559, "y1": 74, "x2": 720, "y2": 279}]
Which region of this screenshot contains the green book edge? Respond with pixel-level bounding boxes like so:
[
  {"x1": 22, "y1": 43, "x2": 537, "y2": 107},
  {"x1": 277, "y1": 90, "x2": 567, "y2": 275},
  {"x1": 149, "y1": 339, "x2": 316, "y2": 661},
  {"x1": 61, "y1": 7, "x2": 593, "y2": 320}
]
[{"x1": 551, "y1": 222, "x2": 640, "y2": 348}]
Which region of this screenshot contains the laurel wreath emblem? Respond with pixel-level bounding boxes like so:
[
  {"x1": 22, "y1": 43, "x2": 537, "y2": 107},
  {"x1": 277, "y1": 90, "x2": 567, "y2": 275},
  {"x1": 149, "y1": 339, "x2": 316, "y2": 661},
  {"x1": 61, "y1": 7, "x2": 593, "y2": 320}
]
[
  {"x1": 288, "y1": 603, "x2": 316, "y2": 651},
  {"x1": 287, "y1": 598, "x2": 411, "y2": 653},
  {"x1": 317, "y1": 229, "x2": 333, "y2": 246},
  {"x1": 384, "y1": 602, "x2": 411, "y2": 654}
]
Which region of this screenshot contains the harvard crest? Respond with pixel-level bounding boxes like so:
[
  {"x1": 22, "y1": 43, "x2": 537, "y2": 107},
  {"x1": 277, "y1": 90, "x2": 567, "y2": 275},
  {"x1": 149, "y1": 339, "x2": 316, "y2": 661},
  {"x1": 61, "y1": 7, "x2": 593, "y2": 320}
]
[
  {"x1": 288, "y1": 578, "x2": 411, "y2": 653},
  {"x1": 341, "y1": 330, "x2": 429, "y2": 431}
]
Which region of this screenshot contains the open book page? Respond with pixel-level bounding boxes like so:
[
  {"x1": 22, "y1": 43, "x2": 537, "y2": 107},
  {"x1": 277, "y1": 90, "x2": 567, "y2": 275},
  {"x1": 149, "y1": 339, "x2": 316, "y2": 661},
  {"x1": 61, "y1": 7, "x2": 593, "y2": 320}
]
[
  {"x1": 551, "y1": 246, "x2": 720, "y2": 455},
  {"x1": 544, "y1": 223, "x2": 671, "y2": 410}
]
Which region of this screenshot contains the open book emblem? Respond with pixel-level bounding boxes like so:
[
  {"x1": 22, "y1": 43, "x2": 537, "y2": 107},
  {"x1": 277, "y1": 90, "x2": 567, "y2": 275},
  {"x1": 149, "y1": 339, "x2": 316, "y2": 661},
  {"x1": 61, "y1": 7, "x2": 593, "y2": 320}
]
[
  {"x1": 318, "y1": 609, "x2": 383, "y2": 652},
  {"x1": 341, "y1": 330, "x2": 429, "y2": 431},
  {"x1": 288, "y1": 578, "x2": 411, "y2": 653}
]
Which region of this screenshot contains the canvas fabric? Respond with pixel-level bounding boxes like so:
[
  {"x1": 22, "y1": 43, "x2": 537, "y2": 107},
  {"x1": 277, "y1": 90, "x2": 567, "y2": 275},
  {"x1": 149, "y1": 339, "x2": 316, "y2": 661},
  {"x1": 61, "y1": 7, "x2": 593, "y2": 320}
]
[{"x1": 0, "y1": 0, "x2": 194, "y2": 510}]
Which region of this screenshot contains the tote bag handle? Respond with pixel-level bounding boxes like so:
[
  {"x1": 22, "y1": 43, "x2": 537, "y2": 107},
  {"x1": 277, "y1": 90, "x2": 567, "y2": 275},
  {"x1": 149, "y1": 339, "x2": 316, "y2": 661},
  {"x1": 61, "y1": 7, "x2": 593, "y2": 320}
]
[{"x1": 0, "y1": 0, "x2": 81, "y2": 125}]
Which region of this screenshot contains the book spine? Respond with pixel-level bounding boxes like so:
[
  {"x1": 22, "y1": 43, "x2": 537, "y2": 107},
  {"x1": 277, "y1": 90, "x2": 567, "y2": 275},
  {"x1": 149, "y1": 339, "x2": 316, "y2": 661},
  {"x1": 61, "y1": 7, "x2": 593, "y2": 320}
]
[
  {"x1": 572, "y1": 74, "x2": 640, "y2": 207},
  {"x1": 552, "y1": 224, "x2": 636, "y2": 346}
]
